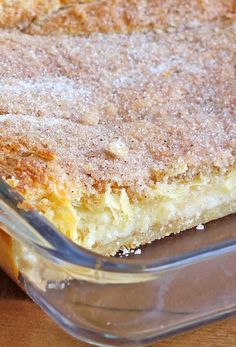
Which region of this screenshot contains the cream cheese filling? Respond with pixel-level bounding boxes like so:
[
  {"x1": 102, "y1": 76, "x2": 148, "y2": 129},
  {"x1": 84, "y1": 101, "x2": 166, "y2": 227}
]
[
  {"x1": 69, "y1": 169, "x2": 236, "y2": 249},
  {"x1": 12, "y1": 169, "x2": 236, "y2": 253}
]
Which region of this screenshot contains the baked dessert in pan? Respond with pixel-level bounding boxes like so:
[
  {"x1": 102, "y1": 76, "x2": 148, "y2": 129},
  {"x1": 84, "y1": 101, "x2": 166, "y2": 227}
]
[{"x1": 0, "y1": 1, "x2": 235, "y2": 255}]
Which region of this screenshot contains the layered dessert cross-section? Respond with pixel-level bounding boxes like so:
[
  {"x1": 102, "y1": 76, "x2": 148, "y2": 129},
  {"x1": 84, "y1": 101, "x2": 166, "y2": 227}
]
[{"x1": 0, "y1": 4, "x2": 235, "y2": 255}]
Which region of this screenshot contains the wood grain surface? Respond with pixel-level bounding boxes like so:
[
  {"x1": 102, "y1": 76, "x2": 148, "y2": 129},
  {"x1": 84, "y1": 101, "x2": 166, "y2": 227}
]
[{"x1": 0, "y1": 269, "x2": 235, "y2": 347}]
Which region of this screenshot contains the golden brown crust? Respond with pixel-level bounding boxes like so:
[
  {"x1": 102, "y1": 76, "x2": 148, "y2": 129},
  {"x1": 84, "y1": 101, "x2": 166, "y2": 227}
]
[
  {"x1": 27, "y1": 0, "x2": 236, "y2": 36},
  {"x1": 0, "y1": 19, "x2": 235, "y2": 197},
  {"x1": 0, "y1": 1, "x2": 58, "y2": 29},
  {"x1": 0, "y1": 1, "x2": 235, "y2": 34},
  {"x1": 0, "y1": 228, "x2": 18, "y2": 279},
  {"x1": 0, "y1": 1, "x2": 92, "y2": 31},
  {"x1": 0, "y1": 134, "x2": 58, "y2": 193}
]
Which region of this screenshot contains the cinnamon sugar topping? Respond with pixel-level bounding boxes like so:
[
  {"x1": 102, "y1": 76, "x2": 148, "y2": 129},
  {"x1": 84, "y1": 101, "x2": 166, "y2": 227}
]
[{"x1": 0, "y1": 19, "x2": 235, "y2": 195}]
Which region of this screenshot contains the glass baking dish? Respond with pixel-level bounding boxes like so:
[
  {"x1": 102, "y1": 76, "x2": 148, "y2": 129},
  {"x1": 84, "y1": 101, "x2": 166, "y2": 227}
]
[{"x1": 1, "y1": 178, "x2": 236, "y2": 347}]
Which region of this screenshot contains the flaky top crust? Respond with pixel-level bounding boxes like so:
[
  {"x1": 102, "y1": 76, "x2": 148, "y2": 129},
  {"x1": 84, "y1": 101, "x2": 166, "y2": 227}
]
[
  {"x1": 0, "y1": 1, "x2": 235, "y2": 35},
  {"x1": 0, "y1": 18, "x2": 235, "y2": 197}
]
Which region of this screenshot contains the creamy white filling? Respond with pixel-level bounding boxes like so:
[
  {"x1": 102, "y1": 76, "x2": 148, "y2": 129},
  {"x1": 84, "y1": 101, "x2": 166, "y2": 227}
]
[
  {"x1": 72, "y1": 170, "x2": 236, "y2": 248},
  {"x1": 11, "y1": 170, "x2": 236, "y2": 289}
]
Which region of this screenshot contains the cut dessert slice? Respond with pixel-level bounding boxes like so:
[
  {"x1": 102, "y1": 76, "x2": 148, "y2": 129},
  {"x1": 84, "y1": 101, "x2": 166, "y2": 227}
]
[{"x1": 0, "y1": 18, "x2": 235, "y2": 255}]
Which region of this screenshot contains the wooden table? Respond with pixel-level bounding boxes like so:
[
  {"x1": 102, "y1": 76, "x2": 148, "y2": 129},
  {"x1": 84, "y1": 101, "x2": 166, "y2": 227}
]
[{"x1": 0, "y1": 269, "x2": 235, "y2": 347}]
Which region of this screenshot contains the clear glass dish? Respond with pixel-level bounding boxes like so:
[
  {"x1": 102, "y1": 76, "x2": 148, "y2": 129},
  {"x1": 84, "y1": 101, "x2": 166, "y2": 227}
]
[{"x1": 0, "y1": 177, "x2": 236, "y2": 346}]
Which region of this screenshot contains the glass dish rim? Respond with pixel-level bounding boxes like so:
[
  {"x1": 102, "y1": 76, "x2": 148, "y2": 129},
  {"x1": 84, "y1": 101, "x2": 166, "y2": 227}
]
[{"x1": 1, "y1": 177, "x2": 236, "y2": 275}]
